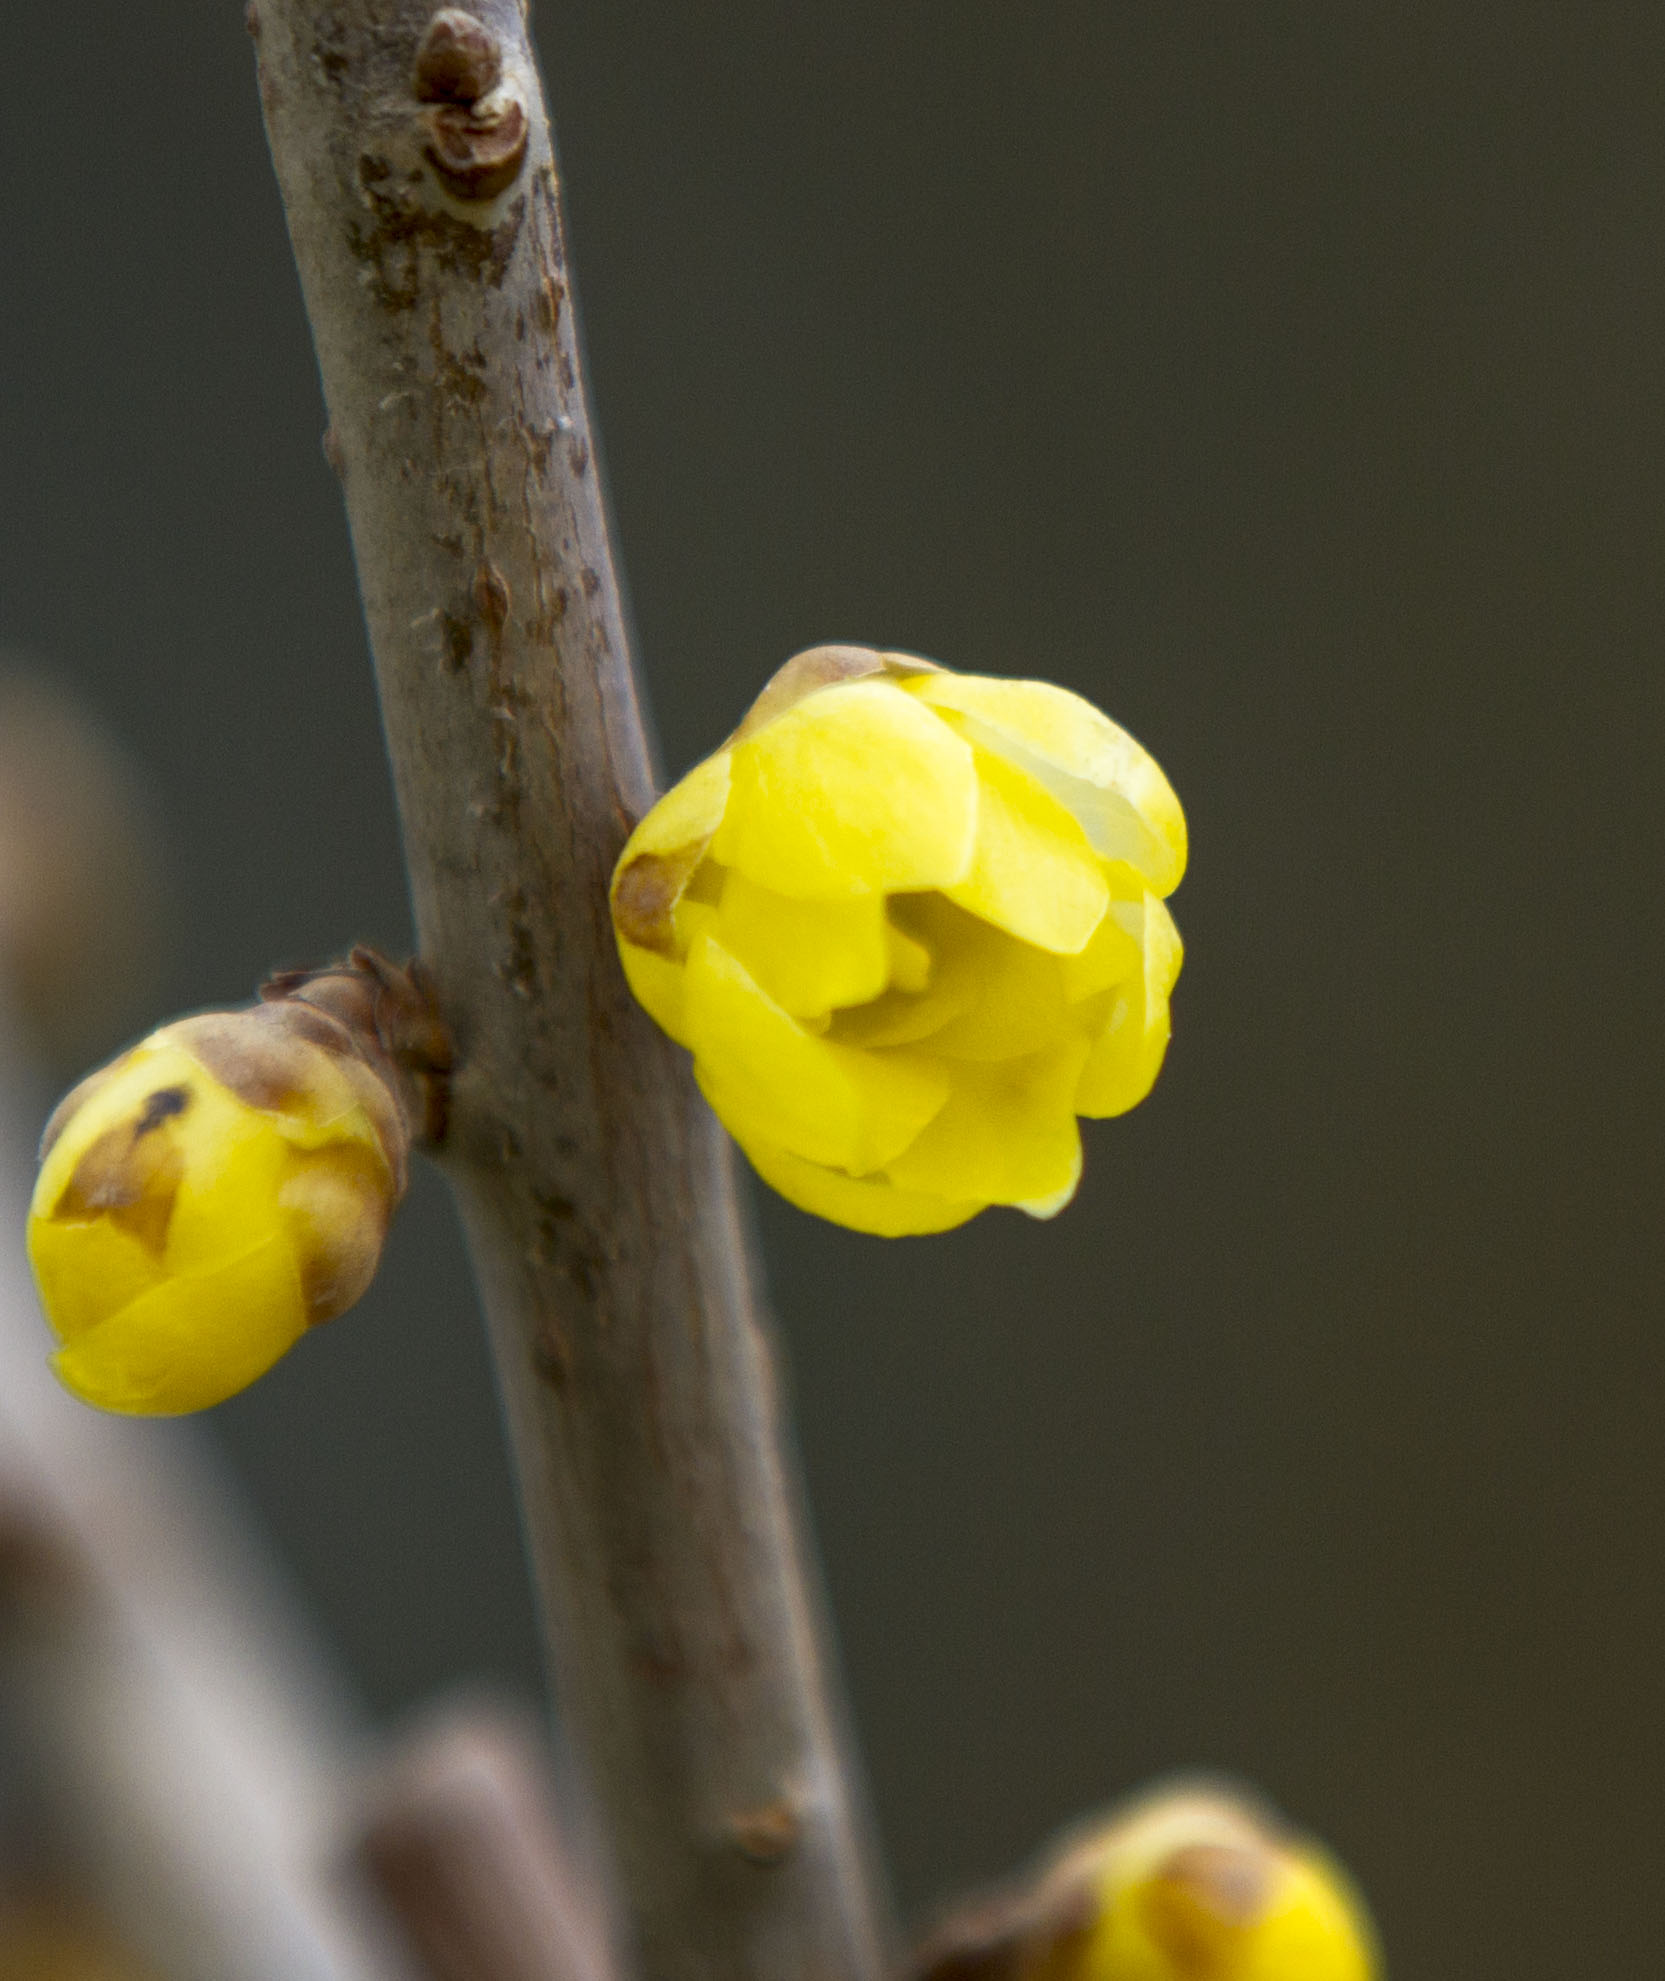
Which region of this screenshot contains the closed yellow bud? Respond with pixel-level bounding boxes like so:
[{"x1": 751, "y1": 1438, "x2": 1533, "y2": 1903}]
[
  {"x1": 26, "y1": 956, "x2": 441, "y2": 1416},
  {"x1": 611, "y1": 647, "x2": 1186, "y2": 1235},
  {"x1": 918, "y1": 1788, "x2": 1379, "y2": 1981}
]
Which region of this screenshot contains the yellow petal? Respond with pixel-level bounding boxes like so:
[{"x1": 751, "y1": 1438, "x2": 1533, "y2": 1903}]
[
  {"x1": 1232, "y1": 1855, "x2": 1379, "y2": 1981},
  {"x1": 611, "y1": 753, "x2": 734, "y2": 956},
  {"x1": 31, "y1": 1039, "x2": 199, "y2": 1215},
  {"x1": 684, "y1": 931, "x2": 950, "y2": 1172},
  {"x1": 886, "y1": 1045, "x2": 1087, "y2": 1208},
  {"x1": 714, "y1": 870, "x2": 889, "y2": 1018},
  {"x1": 615, "y1": 900, "x2": 718, "y2": 1048},
  {"x1": 158, "y1": 1098, "x2": 292, "y2": 1277},
  {"x1": 1060, "y1": 884, "x2": 1144, "y2": 1001},
  {"x1": 712, "y1": 679, "x2": 977, "y2": 898},
  {"x1": 280, "y1": 1141, "x2": 392, "y2": 1325},
  {"x1": 621, "y1": 749, "x2": 734, "y2": 862},
  {"x1": 618, "y1": 938, "x2": 693, "y2": 1046},
  {"x1": 28, "y1": 1214, "x2": 164, "y2": 1348},
  {"x1": 739, "y1": 1136, "x2": 983, "y2": 1238},
  {"x1": 827, "y1": 897, "x2": 984, "y2": 1048},
  {"x1": 50, "y1": 1234, "x2": 308, "y2": 1416},
  {"x1": 908, "y1": 672, "x2": 1186, "y2": 894},
  {"x1": 1075, "y1": 895, "x2": 1183, "y2": 1118},
  {"x1": 923, "y1": 923, "x2": 1075, "y2": 1064},
  {"x1": 944, "y1": 747, "x2": 1109, "y2": 953},
  {"x1": 886, "y1": 918, "x2": 933, "y2": 993}
]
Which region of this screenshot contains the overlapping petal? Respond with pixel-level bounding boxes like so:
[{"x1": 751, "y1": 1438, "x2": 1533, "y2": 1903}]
[
  {"x1": 907, "y1": 671, "x2": 1187, "y2": 894},
  {"x1": 28, "y1": 1018, "x2": 401, "y2": 1414},
  {"x1": 610, "y1": 648, "x2": 1186, "y2": 1233}
]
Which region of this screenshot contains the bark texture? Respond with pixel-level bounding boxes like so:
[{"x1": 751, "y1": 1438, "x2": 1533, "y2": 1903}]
[{"x1": 251, "y1": 8, "x2": 890, "y2": 1981}]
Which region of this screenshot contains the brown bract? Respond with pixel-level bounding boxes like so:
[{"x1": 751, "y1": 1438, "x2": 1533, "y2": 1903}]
[
  {"x1": 412, "y1": 10, "x2": 527, "y2": 202},
  {"x1": 412, "y1": 8, "x2": 503, "y2": 103}
]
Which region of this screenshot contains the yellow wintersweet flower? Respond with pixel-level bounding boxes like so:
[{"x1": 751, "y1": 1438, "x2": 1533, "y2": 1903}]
[
  {"x1": 917, "y1": 1787, "x2": 1379, "y2": 1981},
  {"x1": 611, "y1": 646, "x2": 1186, "y2": 1235},
  {"x1": 28, "y1": 996, "x2": 410, "y2": 1415}
]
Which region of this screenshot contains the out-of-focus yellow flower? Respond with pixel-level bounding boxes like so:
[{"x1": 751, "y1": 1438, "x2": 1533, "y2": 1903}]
[
  {"x1": 611, "y1": 646, "x2": 1186, "y2": 1235},
  {"x1": 917, "y1": 1786, "x2": 1379, "y2": 1981},
  {"x1": 28, "y1": 999, "x2": 409, "y2": 1415}
]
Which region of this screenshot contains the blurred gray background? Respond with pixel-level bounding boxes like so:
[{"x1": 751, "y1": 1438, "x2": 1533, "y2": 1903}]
[{"x1": 5, "y1": 4, "x2": 1664, "y2": 1975}]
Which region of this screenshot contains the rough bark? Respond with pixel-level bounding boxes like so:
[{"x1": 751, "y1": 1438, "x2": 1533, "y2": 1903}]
[{"x1": 251, "y1": 9, "x2": 891, "y2": 1981}]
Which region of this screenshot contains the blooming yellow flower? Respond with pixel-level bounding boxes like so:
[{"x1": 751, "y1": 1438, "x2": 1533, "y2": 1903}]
[
  {"x1": 918, "y1": 1787, "x2": 1379, "y2": 1981},
  {"x1": 610, "y1": 646, "x2": 1186, "y2": 1235},
  {"x1": 28, "y1": 1004, "x2": 406, "y2": 1415}
]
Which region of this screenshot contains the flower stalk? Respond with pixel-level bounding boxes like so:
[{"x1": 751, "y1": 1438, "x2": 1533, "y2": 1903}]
[{"x1": 250, "y1": 7, "x2": 890, "y2": 1981}]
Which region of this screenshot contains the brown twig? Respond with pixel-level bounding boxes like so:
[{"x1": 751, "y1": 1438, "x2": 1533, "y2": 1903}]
[
  {"x1": 250, "y1": 8, "x2": 890, "y2": 1980},
  {"x1": 355, "y1": 1699, "x2": 611, "y2": 1981}
]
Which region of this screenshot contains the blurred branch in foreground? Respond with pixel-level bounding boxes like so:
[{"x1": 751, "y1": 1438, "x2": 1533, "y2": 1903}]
[
  {"x1": 0, "y1": 661, "x2": 409, "y2": 1981},
  {"x1": 356, "y1": 1698, "x2": 613, "y2": 1981}
]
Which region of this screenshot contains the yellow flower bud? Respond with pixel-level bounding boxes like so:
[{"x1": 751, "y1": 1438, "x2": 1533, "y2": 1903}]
[
  {"x1": 26, "y1": 955, "x2": 443, "y2": 1416},
  {"x1": 918, "y1": 1787, "x2": 1379, "y2": 1981},
  {"x1": 611, "y1": 647, "x2": 1186, "y2": 1234}
]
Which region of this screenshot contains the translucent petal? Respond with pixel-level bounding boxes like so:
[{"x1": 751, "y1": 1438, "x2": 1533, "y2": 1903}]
[
  {"x1": 739, "y1": 1137, "x2": 983, "y2": 1238},
  {"x1": 1060, "y1": 892, "x2": 1143, "y2": 1002},
  {"x1": 712, "y1": 679, "x2": 977, "y2": 899},
  {"x1": 51, "y1": 1234, "x2": 308, "y2": 1416},
  {"x1": 684, "y1": 932, "x2": 950, "y2": 1172},
  {"x1": 714, "y1": 870, "x2": 889, "y2": 1017},
  {"x1": 1075, "y1": 894, "x2": 1183, "y2": 1117},
  {"x1": 622, "y1": 750, "x2": 734, "y2": 862},
  {"x1": 886, "y1": 1045, "x2": 1087, "y2": 1207},
  {"x1": 908, "y1": 672, "x2": 1186, "y2": 893},
  {"x1": 944, "y1": 748, "x2": 1109, "y2": 953}
]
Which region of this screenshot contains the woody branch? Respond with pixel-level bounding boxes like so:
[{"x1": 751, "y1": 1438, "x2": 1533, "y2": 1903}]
[{"x1": 249, "y1": 7, "x2": 890, "y2": 1981}]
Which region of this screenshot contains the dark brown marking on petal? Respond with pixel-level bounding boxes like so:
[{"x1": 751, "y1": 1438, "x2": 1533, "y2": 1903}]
[
  {"x1": 134, "y1": 1086, "x2": 190, "y2": 1137},
  {"x1": 55, "y1": 1121, "x2": 184, "y2": 1257}
]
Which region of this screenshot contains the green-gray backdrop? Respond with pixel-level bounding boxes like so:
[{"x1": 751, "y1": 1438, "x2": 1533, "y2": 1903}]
[{"x1": 7, "y1": 6, "x2": 1664, "y2": 1976}]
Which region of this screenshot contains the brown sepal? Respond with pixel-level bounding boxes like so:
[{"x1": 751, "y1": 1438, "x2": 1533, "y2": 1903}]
[
  {"x1": 611, "y1": 848, "x2": 706, "y2": 956},
  {"x1": 260, "y1": 946, "x2": 454, "y2": 1152},
  {"x1": 422, "y1": 95, "x2": 529, "y2": 202},
  {"x1": 912, "y1": 1850, "x2": 1099, "y2": 1981},
  {"x1": 731, "y1": 644, "x2": 943, "y2": 744}
]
